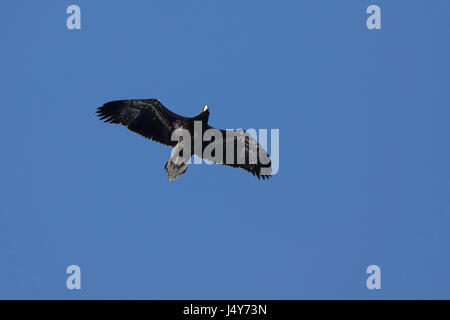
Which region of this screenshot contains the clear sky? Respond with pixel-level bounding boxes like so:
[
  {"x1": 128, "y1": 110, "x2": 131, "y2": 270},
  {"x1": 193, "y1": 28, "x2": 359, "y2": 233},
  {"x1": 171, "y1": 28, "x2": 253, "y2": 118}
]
[{"x1": 0, "y1": 1, "x2": 449, "y2": 299}]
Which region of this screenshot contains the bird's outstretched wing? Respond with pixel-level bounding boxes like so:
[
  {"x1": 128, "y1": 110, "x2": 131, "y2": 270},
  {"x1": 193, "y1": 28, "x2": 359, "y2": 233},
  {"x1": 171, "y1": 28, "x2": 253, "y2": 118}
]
[
  {"x1": 201, "y1": 126, "x2": 272, "y2": 180},
  {"x1": 96, "y1": 99, "x2": 186, "y2": 146}
]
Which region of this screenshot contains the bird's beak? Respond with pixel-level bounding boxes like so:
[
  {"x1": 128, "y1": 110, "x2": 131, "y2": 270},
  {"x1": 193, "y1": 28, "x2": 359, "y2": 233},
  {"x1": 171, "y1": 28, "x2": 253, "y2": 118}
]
[{"x1": 203, "y1": 105, "x2": 209, "y2": 112}]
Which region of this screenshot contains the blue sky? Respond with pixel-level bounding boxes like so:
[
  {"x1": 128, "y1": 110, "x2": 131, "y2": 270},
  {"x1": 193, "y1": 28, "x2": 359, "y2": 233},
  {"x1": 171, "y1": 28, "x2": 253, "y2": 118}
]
[{"x1": 0, "y1": 1, "x2": 449, "y2": 299}]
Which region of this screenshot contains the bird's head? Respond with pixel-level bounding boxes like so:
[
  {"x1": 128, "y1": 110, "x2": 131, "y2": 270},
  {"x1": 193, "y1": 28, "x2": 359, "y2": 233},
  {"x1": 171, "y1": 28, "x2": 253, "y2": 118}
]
[{"x1": 195, "y1": 104, "x2": 210, "y2": 123}]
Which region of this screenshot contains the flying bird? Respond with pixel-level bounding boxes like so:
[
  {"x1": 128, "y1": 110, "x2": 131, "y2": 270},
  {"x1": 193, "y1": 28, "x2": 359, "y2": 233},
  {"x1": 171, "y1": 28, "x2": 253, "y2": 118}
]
[{"x1": 96, "y1": 99, "x2": 272, "y2": 180}]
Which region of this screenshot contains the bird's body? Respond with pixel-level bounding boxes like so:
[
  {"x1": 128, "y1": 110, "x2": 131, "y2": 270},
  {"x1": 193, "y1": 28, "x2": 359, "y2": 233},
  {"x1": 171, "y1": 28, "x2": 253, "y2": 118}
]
[{"x1": 96, "y1": 99, "x2": 272, "y2": 180}]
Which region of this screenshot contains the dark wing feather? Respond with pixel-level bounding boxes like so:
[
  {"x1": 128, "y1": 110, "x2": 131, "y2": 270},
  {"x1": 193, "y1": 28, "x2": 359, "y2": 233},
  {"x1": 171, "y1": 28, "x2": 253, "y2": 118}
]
[
  {"x1": 202, "y1": 126, "x2": 272, "y2": 180},
  {"x1": 96, "y1": 99, "x2": 186, "y2": 146}
]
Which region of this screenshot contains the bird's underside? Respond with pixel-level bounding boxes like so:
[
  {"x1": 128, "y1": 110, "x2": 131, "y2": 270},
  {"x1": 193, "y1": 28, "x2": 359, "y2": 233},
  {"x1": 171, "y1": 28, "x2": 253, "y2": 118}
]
[{"x1": 96, "y1": 99, "x2": 272, "y2": 180}]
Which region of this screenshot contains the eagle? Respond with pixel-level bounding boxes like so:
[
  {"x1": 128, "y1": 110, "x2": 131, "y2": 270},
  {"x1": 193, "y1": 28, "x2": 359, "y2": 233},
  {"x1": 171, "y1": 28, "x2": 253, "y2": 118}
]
[{"x1": 96, "y1": 99, "x2": 272, "y2": 181}]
